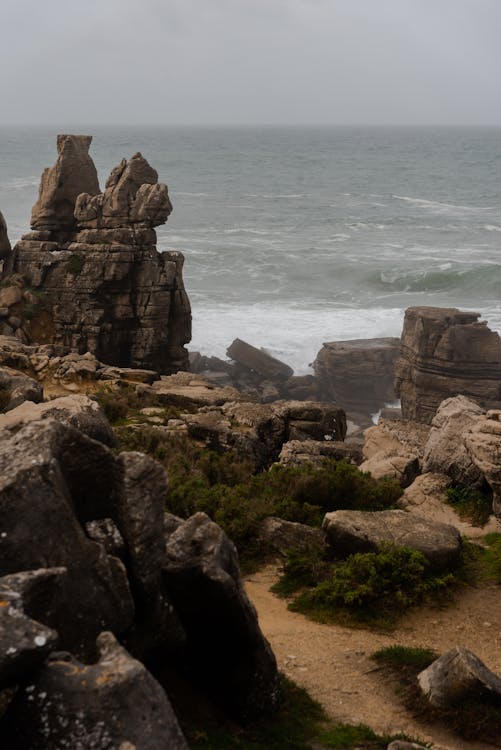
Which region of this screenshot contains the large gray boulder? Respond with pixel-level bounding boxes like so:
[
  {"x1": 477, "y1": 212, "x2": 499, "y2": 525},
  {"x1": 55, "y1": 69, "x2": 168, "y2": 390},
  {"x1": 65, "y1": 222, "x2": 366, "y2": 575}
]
[
  {"x1": 322, "y1": 509, "x2": 462, "y2": 572},
  {"x1": 163, "y1": 512, "x2": 281, "y2": 722},
  {"x1": 0, "y1": 210, "x2": 11, "y2": 260},
  {"x1": 3, "y1": 631, "x2": 189, "y2": 750},
  {"x1": 0, "y1": 365, "x2": 43, "y2": 412},
  {"x1": 418, "y1": 645, "x2": 501, "y2": 708}
]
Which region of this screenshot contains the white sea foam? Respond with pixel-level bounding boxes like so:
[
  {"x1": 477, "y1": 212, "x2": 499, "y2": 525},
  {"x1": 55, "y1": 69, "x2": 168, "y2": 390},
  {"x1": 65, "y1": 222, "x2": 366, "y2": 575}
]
[{"x1": 393, "y1": 195, "x2": 495, "y2": 214}]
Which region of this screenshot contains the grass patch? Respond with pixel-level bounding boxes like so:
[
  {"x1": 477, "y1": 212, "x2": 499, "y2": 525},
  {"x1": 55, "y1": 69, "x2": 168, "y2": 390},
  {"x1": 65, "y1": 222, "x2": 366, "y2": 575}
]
[
  {"x1": 185, "y1": 675, "x2": 425, "y2": 750},
  {"x1": 482, "y1": 533, "x2": 501, "y2": 583},
  {"x1": 446, "y1": 485, "x2": 492, "y2": 526},
  {"x1": 276, "y1": 543, "x2": 456, "y2": 628},
  {"x1": 372, "y1": 645, "x2": 438, "y2": 671}
]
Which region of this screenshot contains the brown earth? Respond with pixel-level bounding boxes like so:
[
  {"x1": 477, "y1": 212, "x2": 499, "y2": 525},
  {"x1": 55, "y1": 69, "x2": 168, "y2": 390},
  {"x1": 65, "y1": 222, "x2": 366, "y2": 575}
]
[{"x1": 246, "y1": 565, "x2": 501, "y2": 750}]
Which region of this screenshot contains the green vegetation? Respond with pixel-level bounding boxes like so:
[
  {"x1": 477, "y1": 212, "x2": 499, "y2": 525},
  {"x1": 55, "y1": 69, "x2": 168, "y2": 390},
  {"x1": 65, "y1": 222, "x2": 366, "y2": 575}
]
[
  {"x1": 372, "y1": 645, "x2": 437, "y2": 671},
  {"x1": 65, "y1": 252, "x2": 86, "y2": 276},
  {"x1": 446, "y1": 484, "x2": 492, "y2": 526},
  {"x1": 482, "y1": 532, "x2": 501, "y2": 582},
  {"x1": 94, "y1": 385, "x2": 183, "y2": 425},
  {"x1": 274, "y1": 543, "x2": 455, "y2": 628},
  {"x1": 185, "y1": 675, "x2": 424, "y2": 750}
]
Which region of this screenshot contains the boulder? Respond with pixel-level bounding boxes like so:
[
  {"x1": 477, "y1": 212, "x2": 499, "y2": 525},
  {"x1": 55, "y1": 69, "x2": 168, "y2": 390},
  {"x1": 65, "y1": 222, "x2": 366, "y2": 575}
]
[
  {"x1": 278, "y1": 439, "x2": 363, "y2": 467},
  {"x1": 0, "y1": 365, "x2": 43, "y2": 411},
  {"x1": 465, "y1": 410, "x2": 501, "y2": 517},
  {"x1": 418, "y1": 645, "x2": 501, "y2": 708},
  {"x1": 359, "y1": 453, "x2": 420, "y2": 487},
  {"x1": 258, "y1": 517, "x2": 324, "y2": 557},
  {"x1": 422, "y1": 395, "x2": 484, "y2": 487},
  {"x1": 395, "y1": 307, "x2": 501, "y2": 424},
  {"x1": 314, "y1": 337, "x2": 400, "y2": 423},
  {"x1": 0, "y1": 393, "x2": 115, "y2": 445},
  {"x1": 3, "y1": 631, "x2": 189, "y2": 750},
  {"x1": 322, "y1": 509, "x2": 462, "y2": 572},
  {"x1": 0, "y1": 571, "x2": 60, "y2": 690},
  {"x1": 149, "y1": 371, "x2": 242, "y2": 408},
  {"x1": 361, "y1": 418, "x2": 428, "y2": 486},
  {"x1": 227, "y1": 338, "x2": 294, "y2": 381},
  {"x1": 273, "y1": 400, "x2": 346, "y2": 442},
  {"x1": 0, "y1": 210, "x2": 11, "y2": 260},
  {"x1": 0, "y1": 419, "x2": 134, "y2": 656},
  {"x1": 163, "y1": 512, "x2": 281, "y2": 721},
  {"x1": 30, "y1": 134, "x2": 100, "y2": 232}
]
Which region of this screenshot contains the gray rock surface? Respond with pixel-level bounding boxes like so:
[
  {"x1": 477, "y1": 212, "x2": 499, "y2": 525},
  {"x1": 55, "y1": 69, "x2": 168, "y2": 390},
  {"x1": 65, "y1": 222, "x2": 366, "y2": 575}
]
[
  {"x1": 418, "y1": 645, "x2": 501, "y2": 708},
  {"x1": 227, "y1": 338, "x2": 294, "y2": 380},
  {"x1": 0, "y1": 365, "x2": 43, "y2": 411},
  {"x1": 278, "y1": 439, "x2": 363, "y2": 466},
  {"x1": 465, "y1": 409, "x2": 501, "y2": 517},
  {"x1": 3, "y1": 631, "x2": 189, "y2": 750},
  {"x1": 163, "y1": 512, "x2": 281, "y2": 721},
  {"x1": 258, "y1": 517, "x2": 324, "y2": 557},
  {"x1": 0, "y1": 210, "x2": 11, "y2": 260},
  {"x1": 323, "y1": 509, "x2": 462, "y2": 572}
]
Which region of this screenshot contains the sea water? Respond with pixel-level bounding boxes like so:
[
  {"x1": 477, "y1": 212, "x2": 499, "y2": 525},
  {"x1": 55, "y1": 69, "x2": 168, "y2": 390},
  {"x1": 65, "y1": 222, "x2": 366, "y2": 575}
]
[{"x1": 1, "y1": 125, "x2": 501, "y2": 373}]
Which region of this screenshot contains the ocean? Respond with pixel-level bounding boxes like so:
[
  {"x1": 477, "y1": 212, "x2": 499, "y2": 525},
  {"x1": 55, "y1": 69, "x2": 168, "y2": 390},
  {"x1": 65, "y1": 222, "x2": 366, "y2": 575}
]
[{"x1": 1, "y1": 125, "x2": 501, "y2": 374}]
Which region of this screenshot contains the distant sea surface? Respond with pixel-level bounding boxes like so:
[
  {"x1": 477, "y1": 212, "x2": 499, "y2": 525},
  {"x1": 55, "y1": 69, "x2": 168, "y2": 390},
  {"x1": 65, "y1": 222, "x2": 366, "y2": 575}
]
[{"x1": 2, "y1": 125, "x2": 501, "y2": 373}]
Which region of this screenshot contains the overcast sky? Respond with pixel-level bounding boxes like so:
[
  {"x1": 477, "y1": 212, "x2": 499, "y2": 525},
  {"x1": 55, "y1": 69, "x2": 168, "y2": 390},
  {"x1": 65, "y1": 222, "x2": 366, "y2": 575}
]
[{"x1": 2, "y1": 0, "x2": 501, "y2": 126}]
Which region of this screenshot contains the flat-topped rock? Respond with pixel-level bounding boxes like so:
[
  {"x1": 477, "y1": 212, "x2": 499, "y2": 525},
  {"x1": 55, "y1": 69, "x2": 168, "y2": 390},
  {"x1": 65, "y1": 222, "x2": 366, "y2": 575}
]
[
  {"x1": 322, "y1": 508, "x2": 462, "y2": 572},
  {"x1": 395, "y1": 306, "x2": 501, "y2": 424},
  {"x1": 149, "y1": 371, "x2": 243, "y2": 407}
]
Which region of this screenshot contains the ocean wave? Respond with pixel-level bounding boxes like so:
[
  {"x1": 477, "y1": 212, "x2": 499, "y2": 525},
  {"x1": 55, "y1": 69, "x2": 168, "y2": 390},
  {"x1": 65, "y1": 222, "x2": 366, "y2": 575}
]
[
  {"x1": 393, "y1": 195, "x2": 495, "y2": 214},
  {"x1": 484, "y1": 224, "x2": 501, "y2": 232},
  {"x1": 1, "y1": 177, "x2": 39, "y2": 190},
  {"x1": 375, "y1": 263, "x2": 501, "y2": 294}
]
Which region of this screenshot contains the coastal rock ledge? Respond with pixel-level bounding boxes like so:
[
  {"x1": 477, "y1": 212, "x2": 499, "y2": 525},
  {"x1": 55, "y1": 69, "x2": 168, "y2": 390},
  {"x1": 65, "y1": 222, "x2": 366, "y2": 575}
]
[{"x1": 2, "y1": 134, "x2": 191, "y2": 373}]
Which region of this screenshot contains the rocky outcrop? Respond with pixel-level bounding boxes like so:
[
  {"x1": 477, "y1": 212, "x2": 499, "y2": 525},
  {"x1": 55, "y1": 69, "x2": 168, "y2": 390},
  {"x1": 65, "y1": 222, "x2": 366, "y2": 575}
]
[
  {"x1": 361, "y1": 418, "x2": 429, "y2": 486},
  {"x1": 227, "y1": 338, "x2": 293, "y2": 381},
  {"x1": 30, "y1": 134, "x2": 100, "y2": 233},
  {"x1": 258, "y1": 517, "x2": 324, "y2": 557},
  {"x1": 0, "y1": 365, "x2": 43, "y2": 411},
  {"x1": 465, "y1": 410, "x2": 501, "y2": 517},
  {"x1": 395, "y1": 307, "x2": 501, "y2": 424},
  {"x1": 3, "y1": 632, "x2": 189, "y2": 750},
  {"x1": 278, "y1": 439, "x2": 363, "y2": 467},
  {"x1": 322, "y1": 509, "x2": 462, "y2": 572},
  {"x1": 314, "y1": 337, "x2": 400, "y2": 424},
  {"x1": 3, "y1": 135, "x2": 191, "y2": 374},
  {"x1": 163, "y1": 512, "x2": 281, "y2": 722},
  {"x1": 0, "y1": 210, "x2": 11, "y2": 260},
  {"x1": 418, "y1": 646, "x2": 501, "y2": 708}
]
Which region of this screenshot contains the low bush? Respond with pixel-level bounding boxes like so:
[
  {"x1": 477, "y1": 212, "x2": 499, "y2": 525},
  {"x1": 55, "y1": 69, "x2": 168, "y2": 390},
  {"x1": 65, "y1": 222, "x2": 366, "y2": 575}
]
[
  {"x1": 280, "y1": 543, "x2": 455, "y2": 627},
  {"x1": 446, "y1": 485, "x2": 492, "y2": 526},
  {"x1": 372, "y1": 645, "x2": 437, "y2": 671},
  {"x1": 482, "y1": 532, "x2": 501, "y2": 583}
]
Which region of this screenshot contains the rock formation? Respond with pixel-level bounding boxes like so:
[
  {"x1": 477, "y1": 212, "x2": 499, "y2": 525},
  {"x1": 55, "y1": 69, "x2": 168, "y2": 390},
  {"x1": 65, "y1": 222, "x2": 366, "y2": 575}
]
[
  {"x1": 395, "y1": 307, "x2": 501, "y2": 424},
  {"x1": 2, "y1": 135, "x2": 191, "y2": 373},
  {"x1": 0, "y1": 210, "x2": 11, "y2": 260},
  {"x1": 314, "y1": 337, "x2": 400, "y2": 424}
]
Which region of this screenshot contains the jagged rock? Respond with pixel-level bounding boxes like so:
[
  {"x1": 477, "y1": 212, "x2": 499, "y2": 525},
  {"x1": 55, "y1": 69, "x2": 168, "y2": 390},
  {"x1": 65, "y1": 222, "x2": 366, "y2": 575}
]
[
  {"x1": 323, "y1": 509, "x2": 462, "y2": 572},
  {"x1": 3, "y1": 631, "x2": 189, "y2": 750},
  {"x1": 282, "y1": 374, "x2": 320, "y2": 401},
  {"x1": 314, "y1": 338, "x2": 400, "y2": 423},
  {"x1": 422, "y1": 395, "x2": 485, "y2": 487},
  {"x1": 163, "y1": 512, "x2": 281, "y2": 721},
  {"x1": 0, "y1": 365, "x2": 43, "y2": 411},
  {"x1": 465, "y1": 410, "x2": 501, "y2": 517},
  {"x1": 395, "y1": 306, "x2": 501, "y2": 424},
  {"x1": 0, "y1": 210, "x2": 11, "y2": 260},
  {"x1": 0, "y1": 393, "x2": 115, "y2": 445},
  {"x1": 227, "y1": 338, "x2": 294, "y2": 381},
  {"x1": 85, "y1": 518, "x2": 126, "y2": 559},
  {"x1": 274, "y1": 400, "x2": 346, "y2": 442},
  {"x1": 4, "y1": 136, "x2": 191, "y2": 374},
  {"x1": 0, "y1": 571, "x2": 60, "y2": 689},
  {"x1": 258, "y1": 517, "x2": 324, "y2": 557},
  {"x1": 418, "y1": 645, "x2": 501, "y2": 708},
  {"x1": 0, "y1": 419, "x2": 134, "y2": 656},
  {"x1": 361, "y1": 418, "x2": 428, "y2": 487},
  {"x1": 387, "y1": 743, "x2": 428, "y2": 750},
  {"x1": 75, "y1": 152, "x2": 172, "y2": 229},
  {"x1": 31, "y1": 134, "x2": 100, "y2": 232},
  {"x1": 278, "y1": 439, "x2": 363, "y2": 466}
]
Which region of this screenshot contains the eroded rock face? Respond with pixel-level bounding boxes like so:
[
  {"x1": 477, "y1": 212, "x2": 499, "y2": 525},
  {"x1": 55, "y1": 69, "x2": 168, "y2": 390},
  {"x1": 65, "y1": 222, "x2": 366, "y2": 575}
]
[
  {"x1": 4, "y1": 136, "x2": 191, "y2": 374},
  {"x1": 3, "y1": 632, "x2": 189, "y2": 750},
  {"x1": 0, "y1": 210, "x2": 11, "y2": 260},
  {"x1": 395, "y1": 307, "x2": 501, "y2": 424},
  {"x1": 163, "y1": 512, "x2": 281, "y2": 722},
  {"x1": 465, "y1": 410, "x2": 501, "y2": 517},
  {"x1": 314, "y1": 338, "x2": 400, "y2": 424},
  {"x1": 31, "y1": 134, "x2": 100, "y2": 232}
]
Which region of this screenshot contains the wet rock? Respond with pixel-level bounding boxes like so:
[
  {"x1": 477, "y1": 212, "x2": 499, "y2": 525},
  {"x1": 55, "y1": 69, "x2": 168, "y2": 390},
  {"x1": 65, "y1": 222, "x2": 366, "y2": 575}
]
[
  {"x1": 31, "y1": 134, "x2": 100, "y2": 232},
  {"x1": 3, "y1": 631, "x2": 189, "y2": 750},
  {"x1": 0, "y1": 393, "x2": 115, "y2": 446},
  {"x1": 395, "y1": 306, "x2": 501, "y2": 424},
  {"x1": 0, "y1": 210, "x2": 11, "y2": 260},
  {"x1": 323, "y1": 509, "x2": 462, "y2": 572},
  {"x1": 422, "y1": 395, "x2": 485, "y2": 487},
  {"x1": 163, "y1": 512, "x2": 281, "y2": 721},
  {"x1": 227, "y1": 338, "x2": 294, "y2": 381},
  {"x1": 0, "y1": 366, "x2": 43, "y2": 411},
  {"x1": 314, "y1": 337, "x2": 399, "y2": 423},
  {"x1": 418, "y1": 645, "x2": 501, "y2": 708}
]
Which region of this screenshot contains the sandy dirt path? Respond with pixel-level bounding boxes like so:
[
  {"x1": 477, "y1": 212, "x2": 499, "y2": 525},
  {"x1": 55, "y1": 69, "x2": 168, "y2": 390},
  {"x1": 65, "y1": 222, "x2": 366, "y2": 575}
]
[{"x1": 246, "y1": 566, "x2": 501, "y2": 750}]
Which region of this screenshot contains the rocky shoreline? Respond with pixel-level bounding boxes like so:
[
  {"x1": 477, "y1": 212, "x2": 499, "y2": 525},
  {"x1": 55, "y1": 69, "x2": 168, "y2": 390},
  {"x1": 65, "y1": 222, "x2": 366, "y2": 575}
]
[{"x1": 1, "y1": 135, "x2": 501, "y2": 748}]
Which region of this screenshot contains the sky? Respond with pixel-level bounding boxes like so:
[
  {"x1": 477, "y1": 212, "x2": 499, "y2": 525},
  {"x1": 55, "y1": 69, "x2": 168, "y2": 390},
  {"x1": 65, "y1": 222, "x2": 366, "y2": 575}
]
[{"x1": 2, "y1": 0, "x2": 501, "y2": 126}]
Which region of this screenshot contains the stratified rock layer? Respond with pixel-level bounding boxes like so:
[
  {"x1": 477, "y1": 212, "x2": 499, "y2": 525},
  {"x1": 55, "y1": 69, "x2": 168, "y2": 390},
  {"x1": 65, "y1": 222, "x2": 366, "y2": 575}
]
[
  {"x1": 395, "y1": 307, "x2": 501, "y2": 424},
  {"x1": 4, "y1": 135, "x2": 191, "y2": 373}
]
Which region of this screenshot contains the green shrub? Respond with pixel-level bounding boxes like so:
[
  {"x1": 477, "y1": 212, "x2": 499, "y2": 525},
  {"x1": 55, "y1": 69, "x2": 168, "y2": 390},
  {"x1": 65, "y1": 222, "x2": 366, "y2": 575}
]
[
  {"x1": 446, "y1": 485, "x2": 492, "y2": 526},
  {"x1": 482, "y1": 533, "x2": 501, "y2": 582},
  {"x1": 371, "y1": 645, "x2": 437, "y2": 671},
  {"x1": 271, "y1": 543, "x2": 332, "y2": 597},
  {"x1": 288, "y1": 543, "x2": 455, "y2": 627},
  {"x1": 65, "y1": 253, "x2": 86, "y2": 276}
]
